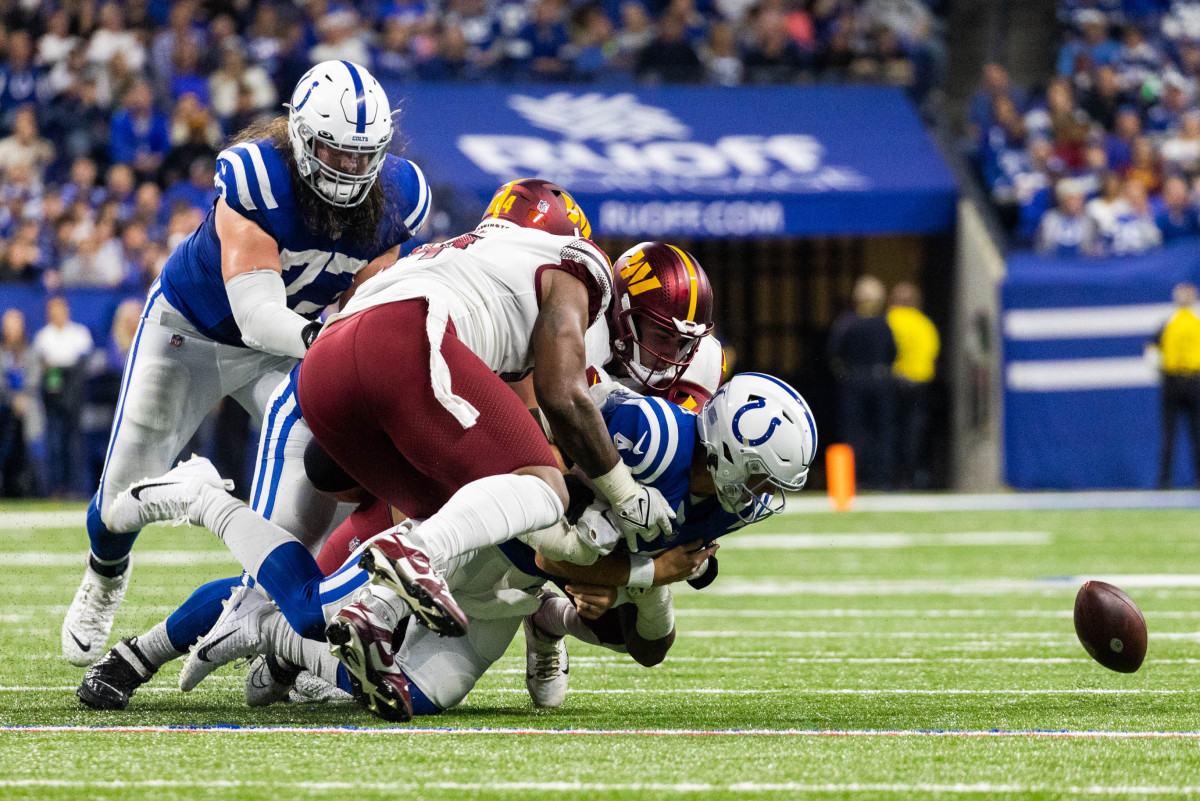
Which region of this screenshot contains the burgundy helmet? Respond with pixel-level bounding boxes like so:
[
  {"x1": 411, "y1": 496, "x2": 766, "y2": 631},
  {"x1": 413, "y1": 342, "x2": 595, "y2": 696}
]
[
  {"x1": 481, "y1": 178, "x2": 591, "y2": 238},
  {"x1": 610, "y1": 242, "x2": 714, "y2": 392},
  {"x1": 664, "y1": 379, "x2": 714, "y2": 412}
]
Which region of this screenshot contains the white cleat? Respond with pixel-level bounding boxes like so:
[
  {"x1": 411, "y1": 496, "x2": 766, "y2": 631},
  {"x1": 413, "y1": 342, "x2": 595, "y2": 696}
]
[
  {"x1": 180, "y1": 585, "x2": 273, "y2": 692},
  {"x1": 107, "y1": 455, "x2": 234, "y2": 533},
  {"x1": 524, "y1": 604, "x2": 569, "y2": 709},
  {"x1": 245, "y1": 654, "x2": 301, "y2": 708},
  {"x1": 62, "y1": 557, "x2": 131, "y2": 666},
  {"x1": 291, "y1": 671, "x2": 353, "y2": 704}
]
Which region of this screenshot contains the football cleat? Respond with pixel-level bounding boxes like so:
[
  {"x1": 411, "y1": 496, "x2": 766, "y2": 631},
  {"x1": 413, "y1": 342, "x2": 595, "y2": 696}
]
[
  {"x1": 62, "y1": 557, "x2": 131, "y2": 666},
  {"x1": 524, "y1": 596, "x2": 569, "y2": 709},
  {"x1": 180, "y1": 585, "x2": 273, "y2": 692},
  {"x1": 245, "y1": 654, "x2": 302, "y2": 707},
  {"x1": 357, "y1": 526, "x2": 468, "y2": 638},
  {"x1": 292, "y1": 670, "x2": 353, "y2": 704},
  {"x1": 325, "y1": 600, "x2": 413, "y2": 721},
  {"x1": 107, "y1": 455, "x2": 234, "y2": 533},
  {"x1": 77, "y1": 637, "x2": 157, "y2": 710}
]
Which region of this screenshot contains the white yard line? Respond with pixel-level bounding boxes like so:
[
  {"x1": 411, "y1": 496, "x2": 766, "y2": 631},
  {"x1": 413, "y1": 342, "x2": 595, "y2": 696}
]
[
  {"x1": 706, "y1": 576, "x2": 1200, "y2": 596},
  {"x1": 718, "y1": 532, "x2": 1052, "y2": 549},
  {"x1": 0, "y1": 779, "x2": 1197, "y2": 795},
  {"x1": 781, "y1": 491, "x2": 1200, "y2": 513},
  {"x1": 0, "y1": 686, "x2": 1192, "y2": 696},
  {"x1": 0, "y1": 551, "x2": 236, "y2": 567}
]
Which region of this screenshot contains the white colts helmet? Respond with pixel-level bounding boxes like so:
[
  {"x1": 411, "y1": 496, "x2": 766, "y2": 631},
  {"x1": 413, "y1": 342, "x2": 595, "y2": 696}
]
[
  {"x1": 286, "y1": 60, "x2": 393, "y2": 208},
  {"x1": 697, "y1": 372, "x2": 817, "y2": 523}
]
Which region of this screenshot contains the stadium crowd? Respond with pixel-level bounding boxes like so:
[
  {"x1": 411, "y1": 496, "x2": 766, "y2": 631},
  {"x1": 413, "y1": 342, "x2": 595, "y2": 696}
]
[
  {"x1": 0, "y1": 0, "x2": 945, "y2": 498},
  {"x1": 973, "y1": 0, "x2": 1200, "y2": 256}
]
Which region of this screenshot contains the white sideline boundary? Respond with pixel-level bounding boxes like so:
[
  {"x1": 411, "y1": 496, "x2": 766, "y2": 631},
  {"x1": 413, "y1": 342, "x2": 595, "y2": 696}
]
[{"x1": 0, "y1": 687, "x2": 1193, "y2": 696}]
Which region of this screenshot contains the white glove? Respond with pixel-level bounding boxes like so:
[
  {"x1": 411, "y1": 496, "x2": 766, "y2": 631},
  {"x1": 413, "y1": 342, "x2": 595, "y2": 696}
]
[{"x1": 592, "y1": 461, "x2": 675, "y2": 551}]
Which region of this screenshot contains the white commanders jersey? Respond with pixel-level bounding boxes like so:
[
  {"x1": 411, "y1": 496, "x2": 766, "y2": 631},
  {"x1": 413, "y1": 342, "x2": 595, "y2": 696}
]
[{"x1": 333, "y1": 220, "x2": 612, "y2": 379}]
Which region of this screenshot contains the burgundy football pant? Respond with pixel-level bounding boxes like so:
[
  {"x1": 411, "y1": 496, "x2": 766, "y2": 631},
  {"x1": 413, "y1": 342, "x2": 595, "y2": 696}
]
[{"x1": 296, "y1": 299, "x2": 557, "y2": 522}]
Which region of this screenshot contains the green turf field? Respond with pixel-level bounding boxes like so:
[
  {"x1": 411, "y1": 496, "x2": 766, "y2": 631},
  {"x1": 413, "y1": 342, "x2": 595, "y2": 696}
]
[{"x1": 3, "y1": 502, "x2": 1200, "y2": 799}]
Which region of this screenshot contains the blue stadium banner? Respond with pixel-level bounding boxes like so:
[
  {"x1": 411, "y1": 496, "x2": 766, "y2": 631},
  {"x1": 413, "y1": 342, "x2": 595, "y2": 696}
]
[
  {"x1": 1003, "y1": 241, "x2": 1200, "y2": 489},
  {"x1": 385, "y1": 84, "x2": 958, "y2": 238}
]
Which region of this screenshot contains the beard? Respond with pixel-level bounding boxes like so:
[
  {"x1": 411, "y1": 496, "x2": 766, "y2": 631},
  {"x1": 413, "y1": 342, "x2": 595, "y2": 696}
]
[{"x1": 232, "y1": 116, "x2": 389, "y2": 248}]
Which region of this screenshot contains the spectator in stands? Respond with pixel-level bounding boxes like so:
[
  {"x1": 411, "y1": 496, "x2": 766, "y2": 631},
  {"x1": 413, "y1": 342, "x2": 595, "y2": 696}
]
[
  {"x1": 151, "y1": 2, "x2": 204, "y2": 104},
  {"x1": 1161, "y1": 110, "x2": 1200, "y2": 175},
  {"x1": 0, "y1": 108, "x2": 54, "y2": 175},
  {"x1": 1103, "y1": 106, "x2": 1140, "y2": 173},
  {"x1": 37, "y1": 10, "x2": 79, "y2": 71},
  {"x1": 168, "y1": 37, "x2": 209, "y2": 107},
  {"x1": 1114, "y1": 23, "x2": 1160, "y2": 95},
  {"x1": 87, "y1": 3, "x2": 147, "y2": 74},
  {"x1": 162, "y1": 156, "x2": 218, "y2": 215},
  {"x1": 514, "y1": 0, "x2": 571, "y2": 79},
  {"x1": 1081, "y1": 65, "x2": 1123, "y2": 130},
  {"x1": 572, "y1": 5, "x2": 623, "y2": 82},
  {"x1": 0, "y1": 32, "x2": 52, "y2": 129},
  {"x1": 743, "y1": 9, "x2": 807, "y2": 84},
  {"x1": 0, "y1": 308, "x2": 36, "y2": 497},
  {"x1": 1147, "y1": 72, "x2": 1194, "y2": 134},
  {"x1": 827, "y1": 275, "x2": 897, "y2": 491},
  {"x1": 373, "y1": 16, "x2": 417, "y2": 82},
  {"x1": 1126, "y1": 135, "x2": 1163, "y2": 194},
  {"x1": 1154, "y1": 282, "x2": 1200, "y2": 488},
  {"x1": 85, "y1": 297, "x2": 140, "y2": 484},
  {"x1": 968, "y1": 63, "x2": 1029, "y2": 142},
  {"x1": 32, "y1": 296, "x2": 93, "y2": 498},
  {"x1": 1154, "y1": 175, "x2": 1200, "y2": 242},
  {"x1": 209, "y1": 43, "x2": 276, "y2": 123},
  {"x1": 0, "y1": 221, "x2": 48, "y2": 283},
  {"x1": 1026, "y1": 78, "x2": 1089, "y2": 161},
  {"x1": 311, "y1": 8, "x2": 371, "y2": 66},
  {"x1": 1108, "y1": 179, "x2": 1163, "y2": 255},
  {"x1": 109, "y1": 82, "x2": 171, "y2": 181},
  {"x1": 703, "y1": 21, "x2": 743, "y2": 87},
  {"x1": 61, "y1": 157, "x2": 103, "y2": 210},
  {"x1": 58, "y1": 220, "x2": 125, "y2": 288},
  {"x1": 1087, "y1": 170, "x2": 1129, "y2": 240},
  {"x1": 616, "y1": 3, "x2": 656, "y2": 68},
  {"x1": 887, "y1": 280, "x2": 939, "y2": 490},
  {"x1": 1057, "y1": 9, "x2": 1119, "y2": 78},
  {"x1": 104, "y1": 164, "x2": 137, "y2": 222},
  {"x1": 636, "y1": 12, "x2": 704, "y2": 84},
  {"x1": 1036, "y1": 180, "x2": 1100, "y2": 256}
]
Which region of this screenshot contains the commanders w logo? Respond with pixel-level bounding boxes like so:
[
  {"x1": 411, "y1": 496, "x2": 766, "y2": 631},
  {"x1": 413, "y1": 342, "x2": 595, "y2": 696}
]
[{"x1": 619, "y1": 250, "x2": 662, "y2": 296}]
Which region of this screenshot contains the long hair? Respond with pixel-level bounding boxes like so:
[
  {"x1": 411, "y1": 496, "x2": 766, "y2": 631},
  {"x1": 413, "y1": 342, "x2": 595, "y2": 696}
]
[{"x1": 231, "y1": 116, "x2": 388, "y2": 248}]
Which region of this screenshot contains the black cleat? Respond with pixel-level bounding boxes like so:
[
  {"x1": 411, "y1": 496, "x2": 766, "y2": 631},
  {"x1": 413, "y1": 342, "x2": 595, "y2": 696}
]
[{"x1": 78, "y1": 638, "x2": 158, "y2": 710}]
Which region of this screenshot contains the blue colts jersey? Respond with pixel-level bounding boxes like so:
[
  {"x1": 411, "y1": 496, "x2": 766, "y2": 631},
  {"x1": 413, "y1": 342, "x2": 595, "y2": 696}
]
[
  {"x1": 497, "y1": 387, "x2": 745, "y2": 581},
  {"x1": 600, "y1": 389, "x2": 746, "y2": 551},
  {"x1": 159, "y1": 138, "x2": 431, "y2": 347}
]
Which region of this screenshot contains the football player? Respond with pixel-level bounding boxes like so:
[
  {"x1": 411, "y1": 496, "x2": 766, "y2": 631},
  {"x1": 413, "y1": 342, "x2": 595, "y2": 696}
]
[
  {"x1": 76, "y1": 239, "x2": 724, "y2": 711},
  {"x1": 63, "y1": 61, "x2": 432, "y2": 666}
]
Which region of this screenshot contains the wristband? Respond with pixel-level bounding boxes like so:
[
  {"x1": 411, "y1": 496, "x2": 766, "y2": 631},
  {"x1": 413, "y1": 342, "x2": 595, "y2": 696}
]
[
  {"x1": 627, "y1": 553, "x2": 656, "y2": 588},
  {"x1": 592, "y1": 460, "x2": 639, "y2": 506}
]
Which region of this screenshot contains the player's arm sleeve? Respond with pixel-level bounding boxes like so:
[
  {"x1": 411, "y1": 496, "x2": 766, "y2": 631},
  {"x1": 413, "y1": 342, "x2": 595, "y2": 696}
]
[
  {"x1": 607, "y1": 397, "x2": 679, "y2": 485},
  {"x1": 553, "y1": 238, "x2": 613, "y2": 326},
  {"x1": 393, "y1": 158, "x2": 432, "y2": 239}
]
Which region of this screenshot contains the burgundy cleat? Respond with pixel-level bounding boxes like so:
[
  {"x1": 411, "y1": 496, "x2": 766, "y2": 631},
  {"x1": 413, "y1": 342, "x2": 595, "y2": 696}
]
[
  {"x1": 325, "y1": 601, "x2": 413, "y2": 722},
  {"x1": 358, "y1": 528, "x2": 469, "y2": 638}
]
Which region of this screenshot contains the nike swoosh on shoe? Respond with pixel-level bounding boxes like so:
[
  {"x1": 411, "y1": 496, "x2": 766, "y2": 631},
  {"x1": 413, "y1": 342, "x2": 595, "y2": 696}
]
[
  {"x1": 69, "y1": 630, "x2": 92, "y2": 652},
  {"x1": 130, "y1": 481, "x2": 175, "y2": 501},
  {"x1": 196, "y1": 630, "x2": 238, "y2": 662}
]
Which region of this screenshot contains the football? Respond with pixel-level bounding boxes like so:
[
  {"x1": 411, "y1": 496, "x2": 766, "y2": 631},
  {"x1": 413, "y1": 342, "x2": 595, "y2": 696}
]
[{"x1": 1073, "y1": 581, "x2": 1148, "y2": 673}]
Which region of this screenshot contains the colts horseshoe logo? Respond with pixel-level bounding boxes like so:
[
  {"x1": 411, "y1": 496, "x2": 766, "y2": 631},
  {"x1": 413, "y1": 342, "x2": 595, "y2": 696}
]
[{"x1": 731, "y1": 398, "x2": 781, "y2": 447}]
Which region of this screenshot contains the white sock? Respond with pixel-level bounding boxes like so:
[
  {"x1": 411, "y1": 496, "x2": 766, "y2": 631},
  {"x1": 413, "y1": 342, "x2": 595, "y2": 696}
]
[
  {"x1": 407, "y1": 474, "x2": 563, "y2": 571},
  {"x1": 193, "y1": 485, "x2": 301, "y2": 579},
  {"x1": 533, "y1": 594, "x2": 601, "y2": 646},
  {"x1": 133, "y1": 621, "x2": 185, "y2": 668},
  {"x1": 261, "y1": 609, "x2": 342, "y2": 687},
  {"x1": 630, "y1": 586, "x2": 674, "y2": 641}
]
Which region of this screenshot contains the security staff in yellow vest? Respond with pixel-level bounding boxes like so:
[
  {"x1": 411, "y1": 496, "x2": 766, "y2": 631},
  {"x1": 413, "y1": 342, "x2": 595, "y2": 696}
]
[
  {"x1": 1155, "y1": 282, "x2": 1200, "y2": 488},
  {"x1": 887, "y1": 282, "x2": 940, "y2": 489}
]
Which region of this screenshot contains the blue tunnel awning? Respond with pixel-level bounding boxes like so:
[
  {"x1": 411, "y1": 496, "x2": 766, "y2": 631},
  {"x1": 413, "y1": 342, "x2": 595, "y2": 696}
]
[{"x1": 384, "y1": 84, "x2": 959, "y2": 239}]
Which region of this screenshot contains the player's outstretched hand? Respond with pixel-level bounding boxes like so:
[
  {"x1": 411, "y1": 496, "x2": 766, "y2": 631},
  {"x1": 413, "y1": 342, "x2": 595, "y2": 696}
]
[
  {"x1": 566, "y1": 583, "x2": 619, "y2": 620},
  {"x1": 653, "y1": 542, "x2": 719, "y2": 587},
  {"x1": 612, "y1": 484, "x2": 676, "y2": 551}
]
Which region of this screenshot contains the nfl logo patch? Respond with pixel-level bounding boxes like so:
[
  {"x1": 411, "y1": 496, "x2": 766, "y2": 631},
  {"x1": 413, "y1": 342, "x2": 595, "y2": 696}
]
[
  {"x1": 170, "y1": 334, "x2": 184, "y2": 348},
  {"x1": 537, "y1": 200, "x2": 550, "y2": 213}
]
